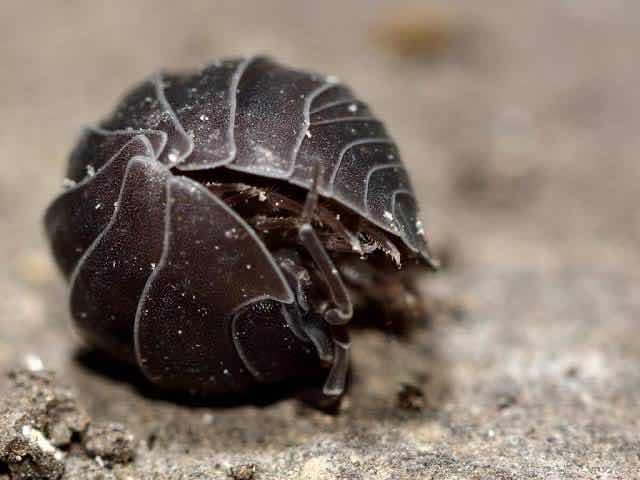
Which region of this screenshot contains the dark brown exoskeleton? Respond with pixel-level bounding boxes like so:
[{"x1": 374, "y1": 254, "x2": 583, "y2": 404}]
[{"x1": 44, "y1": 56, "x2": 436, "y2": 404}]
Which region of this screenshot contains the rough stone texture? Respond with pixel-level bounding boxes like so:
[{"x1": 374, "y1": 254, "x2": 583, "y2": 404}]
[
  {"x1": 0, "y1": 371, "x2": 84, "y2": 480},
  {"x1": 82, "y1": 422, "x2": 136, "y2": 466},
  {"x1": 0, "y1": 425, "x2": 65, "y2": 480},
  {"x1": 1, "y1": 371, "x2": 90, "y2": 449},
  {"x1": 0, "y1": 371, "x2": 136, "y2": 479},
  {"x1": 1, "y1": 1, "x2": 639, "y2": 479}
]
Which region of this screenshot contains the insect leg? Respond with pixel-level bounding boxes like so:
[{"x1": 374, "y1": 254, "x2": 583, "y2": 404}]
[
  {"x1": 298, "y1": 225, "x2": 352, "y2": 325},
  {"x1": 298, "y1": 166, "x2": 353, "y2": 326},
  {"x1": 276, "y1": 252, "x2": 334, "y2": 363},
  {"x1": 223, "y1": 183, "x2": 362, "y2": 253},
  {"x1": 275, "y1": 249, "x2": 350, "y2": 397},
  {"x1": 322, "y1": 325, "x2": 350, "y2": 396}
]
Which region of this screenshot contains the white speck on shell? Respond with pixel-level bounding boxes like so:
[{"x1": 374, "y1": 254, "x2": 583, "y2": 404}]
[{"x1": 167, "y1": 148, "x2": 179, "y2": 164}]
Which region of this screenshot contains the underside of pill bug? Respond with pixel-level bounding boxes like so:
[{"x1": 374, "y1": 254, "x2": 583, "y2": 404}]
[{"x1": 44, "y1": 56, "x2": 436, "y2": 405}]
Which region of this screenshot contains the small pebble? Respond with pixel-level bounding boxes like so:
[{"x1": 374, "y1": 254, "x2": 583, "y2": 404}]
[
  {"x1": 229, "y1": 463, "x2": 257, "y2": 480},
  {"x1": 83, "y1": 422, "x2": 136, "y2": 465},
  {"x1": 396, "y1": 383, "x2": 426, "y2": 411}
]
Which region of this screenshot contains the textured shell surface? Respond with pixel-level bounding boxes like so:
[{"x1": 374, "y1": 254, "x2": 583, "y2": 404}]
[
  {"x1": 44, "y1": 56, "x2": 432, "y2": 394},
  {"x1": 46, "y1": 134, "x2": 298, "y2": 391},
  {"x1": 67, "y1": 56, "x2": 431, "y2": 259}
]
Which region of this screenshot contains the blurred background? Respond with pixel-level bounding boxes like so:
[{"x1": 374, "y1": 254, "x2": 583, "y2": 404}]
[{"x1": 1, "y1": 1, "x2": 638, "y2": 479}]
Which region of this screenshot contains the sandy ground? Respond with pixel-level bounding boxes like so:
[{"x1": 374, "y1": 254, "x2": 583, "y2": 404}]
[{"x1": 1, "y1": 1, "x2": 639, "y2": 478}]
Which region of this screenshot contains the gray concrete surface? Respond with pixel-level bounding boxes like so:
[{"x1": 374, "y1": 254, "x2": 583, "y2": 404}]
[{"x1": 1, "y1": 1, "x2": 639, "y2": 478}]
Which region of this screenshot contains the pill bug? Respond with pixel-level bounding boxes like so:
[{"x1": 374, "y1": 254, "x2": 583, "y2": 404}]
[{"x1": 44, "y1": 56, "x2": 436, "y2": 402}]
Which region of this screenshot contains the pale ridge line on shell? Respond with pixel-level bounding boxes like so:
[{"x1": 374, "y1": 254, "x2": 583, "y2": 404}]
[
  {"x1": 177, "y1": 56, "x2": 257, "y2": 170},
  {"x1": 363, "y1": 163, "x2": 407, "y2": 217},
  {"x1": 152, "y1": 71, "x2": 195, "y2": 164},
  {"x1": 86, "y1": 126, "x2": 169, "y2": 160},
  {"x1": 68, "y1": 147, "x2": 160, "y2": 350},
  {"x1": 225, "y1": 77, "x2": 337, "y2": 180},
  {"x1": 44, "y1": 134, "x2": 158, "y2": 272},
  {"x1": 231, "y1": 313, "x2": 263, "y2": 381},
  {"x1": 288, "y1": 81, "x2": 339, "y2": 178},
  {"x1": 391, "y1": 188, "x2": 416, "y2": 230},
  {"x1": 230, "y1": 303, "x2": 298, "y2": 382},
  {"x1": 309, "y1": 116, "x2": 379, "y2": 127},
  {"x1": 133, "y1": 168, "x2": 174, "y2": 383},
  {"x1": 391, "y1": 189, "x2": 416, "y2": 217},
  {"x1": 226, "y1": 56, "x2": 256, "y2": 166},
  {"x1": 134, "y1": 176, "x2": 296, "y2": 382},
  {"x1": 171, "y1": 177, "x2": 295, "y2": 306},
  {"x1": 328, "y1": 137, "x2": 396, "y2": 194},
  {"x1": 49, "y1": 133, "x2": 157, "y2": 200},
  {"x1": 309, "y1": 95, "x2": 357, "y2": 115},
  {"x1": 290, "y1": 168, "x2": 421, "y2": 255}
]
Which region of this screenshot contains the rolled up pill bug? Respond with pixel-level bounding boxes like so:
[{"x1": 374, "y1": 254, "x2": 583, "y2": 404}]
[{"x1": 44, "y1": 56, "x2": 436, "y2": 403}]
